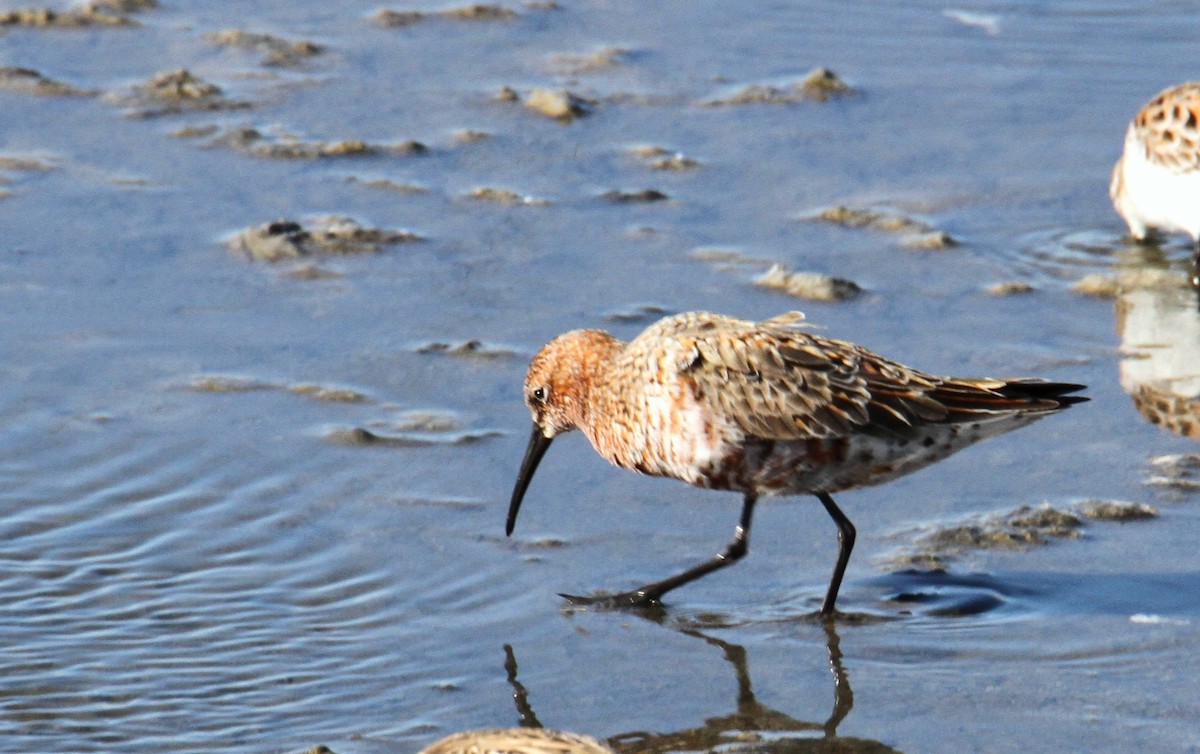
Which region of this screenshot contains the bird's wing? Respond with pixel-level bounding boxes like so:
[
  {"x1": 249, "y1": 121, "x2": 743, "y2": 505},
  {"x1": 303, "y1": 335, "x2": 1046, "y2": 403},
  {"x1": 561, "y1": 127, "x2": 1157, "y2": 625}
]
[
  {"x1": 635, "y1": 311, "x2": 1079, "y2": 442},
  {"x1": 645, "y1": 311, "x2": 951, "y2": 441},
  {"x1": 1135, "y1": 83, "x2": 1200, "y2": 172}
]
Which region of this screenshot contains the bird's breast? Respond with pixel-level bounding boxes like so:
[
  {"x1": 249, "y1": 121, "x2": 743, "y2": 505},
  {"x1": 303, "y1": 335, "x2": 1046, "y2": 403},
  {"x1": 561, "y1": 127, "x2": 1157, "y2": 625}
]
[{"x1": 588, "y1": 372, "x2": 738, "y2": 487}]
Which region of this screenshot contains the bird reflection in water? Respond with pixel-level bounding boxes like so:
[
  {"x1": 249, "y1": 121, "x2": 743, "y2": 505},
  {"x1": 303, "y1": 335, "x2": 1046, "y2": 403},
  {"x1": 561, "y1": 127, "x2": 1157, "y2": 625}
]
[
  {"x1": 1116, "y1": 252, "x2": 1200, "y2": 438},
  {"x1": 498, "y1": 620, "x2": 899, "y2": 754}
]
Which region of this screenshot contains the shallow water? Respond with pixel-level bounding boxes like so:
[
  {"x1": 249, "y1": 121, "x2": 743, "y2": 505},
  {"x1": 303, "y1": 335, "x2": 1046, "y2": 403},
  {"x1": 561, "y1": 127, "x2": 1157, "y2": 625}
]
[{"x1": 2, "y1": 1, "x2": 1199, "y2": 752}]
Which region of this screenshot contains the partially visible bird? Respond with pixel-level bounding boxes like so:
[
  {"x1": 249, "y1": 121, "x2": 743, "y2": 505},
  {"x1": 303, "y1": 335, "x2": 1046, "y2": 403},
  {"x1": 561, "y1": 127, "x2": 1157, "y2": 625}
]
[
  {"x1": 507, "y1": 311, "x2": 1087, "y2": 615},
  {"x1": 418, "y1": 728, "x2": 614, "y2": 754},
  {"x1": 1111, "y1": 82, "x2": 1200, "y2": 283}
]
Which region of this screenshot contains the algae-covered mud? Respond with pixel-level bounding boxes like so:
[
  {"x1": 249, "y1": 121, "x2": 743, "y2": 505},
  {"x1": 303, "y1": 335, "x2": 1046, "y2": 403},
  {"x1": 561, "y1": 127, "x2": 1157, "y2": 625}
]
[{"x1": 1, "y1": 2, "x2": 1199, "y2": 753}]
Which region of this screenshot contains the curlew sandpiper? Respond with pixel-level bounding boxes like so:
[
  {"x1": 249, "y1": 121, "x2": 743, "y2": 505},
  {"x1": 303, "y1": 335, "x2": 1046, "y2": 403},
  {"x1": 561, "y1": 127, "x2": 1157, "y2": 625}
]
[{"x1": 507, "y1": 311, "x2": 1087, "y2": 616}]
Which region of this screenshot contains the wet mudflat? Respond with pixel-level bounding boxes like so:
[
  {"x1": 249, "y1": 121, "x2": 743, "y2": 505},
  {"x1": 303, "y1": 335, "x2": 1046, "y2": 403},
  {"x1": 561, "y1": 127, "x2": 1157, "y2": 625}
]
[{"x1": 1, "y1": 1, "x2": 1198, "y2": 752}]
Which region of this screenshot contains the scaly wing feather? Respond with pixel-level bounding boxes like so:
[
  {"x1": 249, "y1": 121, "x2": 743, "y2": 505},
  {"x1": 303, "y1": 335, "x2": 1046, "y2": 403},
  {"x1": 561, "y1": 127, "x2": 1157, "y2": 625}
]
[
  {"x1": 639, "y1": 311, "x2": 1082, "y2": 442},
  {"x1": 1134, "y1": 82, "x2": 1200, "y2": 173}
]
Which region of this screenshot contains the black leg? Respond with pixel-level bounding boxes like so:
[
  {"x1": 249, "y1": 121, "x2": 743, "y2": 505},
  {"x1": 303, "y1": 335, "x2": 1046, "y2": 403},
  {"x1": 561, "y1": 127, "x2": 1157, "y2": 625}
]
[
  {"x1": 816, "y1": 492, "x2": 856, "y2": 616},
  {"x1": 561, "y1": 493, "x2": 758, "y2": 608}
]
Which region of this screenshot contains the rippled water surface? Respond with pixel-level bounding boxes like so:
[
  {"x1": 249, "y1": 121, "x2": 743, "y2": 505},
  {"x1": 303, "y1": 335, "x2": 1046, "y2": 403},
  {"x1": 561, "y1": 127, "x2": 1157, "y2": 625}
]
[{"x1": 2, "y1": 1, "x2": 1199, "y2": 752}]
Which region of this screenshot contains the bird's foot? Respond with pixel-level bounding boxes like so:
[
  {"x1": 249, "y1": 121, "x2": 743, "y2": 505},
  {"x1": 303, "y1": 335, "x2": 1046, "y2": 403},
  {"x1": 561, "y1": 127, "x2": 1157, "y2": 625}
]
[{"x1": 558, "y1": 589, "x2": 663, "y2": 610}]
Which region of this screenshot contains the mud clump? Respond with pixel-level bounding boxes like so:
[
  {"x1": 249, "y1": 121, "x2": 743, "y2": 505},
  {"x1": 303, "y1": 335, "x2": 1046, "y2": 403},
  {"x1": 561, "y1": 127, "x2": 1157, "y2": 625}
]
[
  {"x1": 346, "y1": 176, "x2": 429, "y2": 194},
  {"x1": 814, "y1": 205, "x2": 931, "y2": 234},
  {"x1": 228, "y1": 217, "x2": 423, "y2": 262},
  {"x1": 416, "y1": 339, "x2": 514, "y2": 358},
  {"x1": 1071, "y1": 273, "x2": 1119, "y2": 298},
  {"x1": 453, "y1": 129, "x2": 491, "y2": 144},
  {"x1": 629, "y1": 145, "x2": 668, "y2": 158},
  {"x1": 649, "y1": 153, "x2": 700, "y2": 171},
  {"x1": 630, "y1": 146, "x2": 700, "y2": 171},
  {"x1": 545, "y1": 46, "x2": 629, "y2": 75},
  {"x1": 986, "y1": 281, "x2": 1036, "y2": 296},
  {"x1": 885, "y1": 501, "x2": 1157, "y2": 571},
  {"x1": 321, "y1": 140, "x2": 378, "y2": 156},
  {"x1": 110, "y1": 70, "x2": 251, "y2": 118},
  {"x1": 706, "y1": 67, "x2": 854, "y2": 105},
  {"x1": 689, "y1": 246, "x2": 774, "y2": 266},
  {"x1": 326, "y1": 410, "x2": 502, "y2": 447},
  {"x1": 286, "y1": 264, "x2": 344, "y2": 281},
  {"x1": 171, "y1": 124, "x2": 220, "y2": 139},
  {"x1": 467, "y1": 187, "x2": 522, "y2": 203},
  {"x1": 327, "y1": 427, "x2": 397, "y2": 446},
  {"x1": 187, "y1": 375, "x2": 275, "y2": 393},
  {"x1": 198, "y1": 126, "x2": 426, "y2": 160},
  {"x1": 387, "y1": 411, "x2": 462, "y2": 433},
  {"x1": 524, "y1": 88, "x2": 593, "y2": 122},
  {"x1": 691, "y1": 247, "x2": 748, "y2": 263},
  {"x1": 0, "y1": 4, "x2": 142, "y2": 26},
  {"x1": 0, "y1": 154, "x2": 57, "y2": 172},
  {"x1": 602, "y1": 188, "x2": 668, "y2": 203},
  {"x1": 902, "y1": 230, "x2": 959, "y2": 250},
  {"x1": 465, "y1": 187, "x2": 550, "y2": 205},
  {"x1": 83, "y1": 0, "x2": 157, "y2": 10},
  {"x1": 1006, "y1": 505, "x2": 1083, "y2": 535},
  {"x1": 207, "y1": 29, "x2": 323, "y2": 67},
  {"x1": 187, "y1": 375, "x2": 368, "y2": 403},
  {"x1": 219, "y1": 128, "x2": 369, "y2": 159},
  {"x1": 811, "y1": 205, "x2": 960, "y2": 249},
  {"x1": 288, "y1": 384, "x2": 368, "y2": 403},
  {"x1": 0, "y1": 67, "x2": 96, "y2": 96},
  {"x1": 910, "y1": 504, "x2": 1083, "y2": 561},
  {"x1": 798, "y1": 66, "x2": 855, "y2": 99},
  {"x1": 1077, "y1": 499, "x2": 1158, "y2": 521},
  {"x1": 604, "y1": 304, "x2": 671, "y2": 323},
  {"x1": 755, "y1": 263, "x2": 862, "y2": 302},
  {"x1": 1146, "y1": 453, "x2": 1200, "y2": 491},
  {"x1": 142, "y1": 69, "x2": 223, "y2": 100},
  {"x1": 372, "y1": 10, "x2": 427, "y2": 26},
  {"x1": 373, "y1": 4, "x2": 518, "y2": 27},
  {"x1": 229, "y1": 220, "x2": 312, "y2": 261},
  {"x1": 429, "y1": 3, "x2": 516, "y2": 19},
  {"x1": 326, "y1": 426, "x2": 499, "y2": 447}
]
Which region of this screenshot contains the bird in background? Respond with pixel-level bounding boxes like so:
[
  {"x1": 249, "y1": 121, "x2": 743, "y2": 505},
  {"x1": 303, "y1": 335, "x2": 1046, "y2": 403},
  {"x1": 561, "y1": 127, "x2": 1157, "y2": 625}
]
[
  {"x1": 506, "y1": 311, "x2": 1087, "y2": 616},
  {"x1": 1111, "y1": 81, "x2": 1200, "y2": 285},
  {"x1": 419, "y1": 728, "x2": 614, "y2": 754}
]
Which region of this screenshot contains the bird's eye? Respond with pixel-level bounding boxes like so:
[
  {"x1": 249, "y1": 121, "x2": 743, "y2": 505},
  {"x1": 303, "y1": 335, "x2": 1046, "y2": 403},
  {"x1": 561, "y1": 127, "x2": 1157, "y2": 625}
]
[{"x1": 531, "y1": 387, "x2": 547, "y2": 403}]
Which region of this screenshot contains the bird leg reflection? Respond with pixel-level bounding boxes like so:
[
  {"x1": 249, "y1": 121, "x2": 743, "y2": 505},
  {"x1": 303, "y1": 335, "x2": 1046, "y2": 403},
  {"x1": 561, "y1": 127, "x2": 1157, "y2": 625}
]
[
  {"x1": 500, "y1": 619, "x2": 888, "y2": 754},
  {"x1": 503, "y1": 643, "x2": 542, "y2": 729}
]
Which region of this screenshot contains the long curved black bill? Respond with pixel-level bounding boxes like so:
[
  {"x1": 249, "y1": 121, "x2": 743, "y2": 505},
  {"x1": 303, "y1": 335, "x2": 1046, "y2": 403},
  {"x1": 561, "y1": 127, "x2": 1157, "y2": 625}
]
[{"x1": 507, "y1": 424, "x2": 553, "y2": 536}]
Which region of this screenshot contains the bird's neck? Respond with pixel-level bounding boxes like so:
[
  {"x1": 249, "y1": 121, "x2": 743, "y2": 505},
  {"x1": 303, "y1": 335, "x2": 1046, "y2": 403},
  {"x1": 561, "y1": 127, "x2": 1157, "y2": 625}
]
[{"x1": 561, "y1": 329, "x2": 622, "y2": 435}]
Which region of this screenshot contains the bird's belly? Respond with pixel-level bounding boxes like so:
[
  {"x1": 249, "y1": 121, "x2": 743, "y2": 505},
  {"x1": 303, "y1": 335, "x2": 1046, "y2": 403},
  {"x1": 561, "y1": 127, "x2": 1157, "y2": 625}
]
[
  {"x1": 1121, "y1": 144, "x2": 1200, "y2": 237},
  {"x1": 717, "y1": 423, "x2": 1023, "y2": 496}
]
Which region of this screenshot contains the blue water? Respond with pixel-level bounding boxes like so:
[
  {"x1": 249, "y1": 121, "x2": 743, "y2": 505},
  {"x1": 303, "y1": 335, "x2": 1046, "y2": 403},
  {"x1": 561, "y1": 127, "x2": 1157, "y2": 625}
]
[{"x1": 1, "y1": 1, "x2": 1198, "y2": 752}]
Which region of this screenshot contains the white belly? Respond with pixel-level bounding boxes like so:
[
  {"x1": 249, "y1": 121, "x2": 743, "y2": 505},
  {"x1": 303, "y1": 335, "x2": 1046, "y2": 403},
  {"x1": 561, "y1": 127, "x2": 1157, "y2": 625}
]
[{"x1": 1116, "y1": 126, "x2": 1200, "y2": 240}]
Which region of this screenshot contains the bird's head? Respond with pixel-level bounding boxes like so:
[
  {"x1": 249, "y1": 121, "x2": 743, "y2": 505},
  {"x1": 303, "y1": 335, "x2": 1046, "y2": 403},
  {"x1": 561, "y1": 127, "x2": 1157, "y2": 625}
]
[{"x1": 506, "y1": 329, "x2": 619, "y2": 536}]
